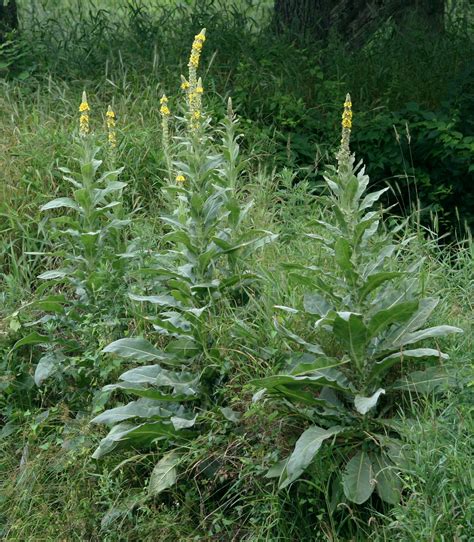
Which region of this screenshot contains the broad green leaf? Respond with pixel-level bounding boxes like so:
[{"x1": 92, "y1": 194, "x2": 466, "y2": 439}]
[
  {"x1": 34, "y1": 352, "x2": 64, "y2": 386},
  {"x1": 148, "y1": 451, "x2": 180, "y2": 496},
  {"x1": 379, "y1": 297, "x2": 439, "y2": 349},
  {"x1": 359, "y1": 272, "x2": 403, "y2": 301},
  {"x1": 370, "y1": 348, "x2": 449, "y2": 380},
  {"x1": 102, "y1": 382, "x2": 194, "y2": 402},
  {"x1": 91, "y1": 399, "x2": 174, "y2": 425},
  {"x1": 92, "y1": 421, "x2": 181, "y2": 459},
  {"x1": 354, "y1": 388, "x2": 385, "y2": 415},
  {"x1": 303, "y1": 292, "x2": 332, "y2": 317},
  {"x1": 265, "y1": 458, "x2": 289, "y2": 479},
  {"x1": 359, "y1": 187, "x2": 389, "y2": 211},
  {"x1": 391, "y1": 366, "x2": 457, "y2": 394},
  {"x1": 220, "y1": 407, "x2": 242, "y2": 423},
  {"x1": 342, "y1": 450, "x2": 375, "y2": 504},
  {"x1": 11, "y1": 331, "x2": 52, "y2": 352},
  {"x1": 371, "y1": 452, "x2": 401, "y2": 504},
  {"x1": 333, "y1": 313, "x2": 368, "y2": 367},
  {"x1": 392, "y1": 325, "x2": 463, "y2": 348},
  {"x1": 281, "y1": 425, "x2": 342, "y2": 489},
  {"x1": 40, "y1": 197, "x2": 80, "y2": 212},
  {"x1": 103, "y1": 338, "x2": 170, "y2": 362},
  {"x1": 170, "y1": 414, "x2": 197, "y2": 430},
  {"x1": 367, "y1": 301, "x2": 419, "y2": 338},
  {"x1": 251, "y1": 369, "x2": 353, "y2": 394}
]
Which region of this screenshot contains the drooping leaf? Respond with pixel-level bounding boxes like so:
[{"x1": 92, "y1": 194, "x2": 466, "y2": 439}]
[
  {"x1": 11, "y1": 332, "x2": 52, "y2": 352},
  {"x1": 103, "y1": 338, "x2": 171, "y2": 363},
  {"x1": 91, "y1": 399, "x2": 175, "y2": 425},
  {"x1": 40, "y1": 197, "x2": 81, "y2": 212},
  {"x1": 148, "y1": 451, "x2": 181, "y2": 496},
  {"x1": 342, "y1": 450, "x2": 375, "y2": 504},
  {"x1": 371, "y1": 452, "x2": 401, "y2": 504},
  {"x1": 303, "y1": 292, "x2": 332, "y2": 317},
  {"x1": 34, "y1": 352, "x2": 65, "y2": 386},
  {"x1": 92, "y1": 421, "x2": 182, "y2": 459},
  {"x1": 370, "y1": 348, "x2": 449, "y2": 380},
  {"x1": 391, "y1": 366, "x2": 458, "y2": 394},
  {"x1": 280, "y1": 425, "x2": 343, "y2": 489},
  {"x1": 354, "y1": 388, "x2": 385, "y2": 415},
  {"x1": 391, "y1": 325, "x2": 463, "y2": 349}
]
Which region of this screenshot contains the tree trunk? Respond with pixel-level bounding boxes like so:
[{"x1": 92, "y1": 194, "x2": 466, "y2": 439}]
[
  {"x1": 274, "y1": 0, "x2": 445, "y2": 45},
  {"x1": 0, "y1": 0, "x2": 18, "y2": 43}
]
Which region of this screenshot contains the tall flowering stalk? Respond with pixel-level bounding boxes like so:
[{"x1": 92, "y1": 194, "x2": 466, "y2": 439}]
[
  {"x1": 79, "y1": 90, "x2": 90, "y2": 136},
  {"x1": 181, "y1": 29, "x2": 206, "y2": 131},
  {"x1": 336, "y1": 93, "x2": 352, "y2": 170},
  {"x1": 160, "y1": 93, "x2": 173, "y2": 182},
  {"x1": 106, "y1": 105, "x2": 117, "y2": 149}
]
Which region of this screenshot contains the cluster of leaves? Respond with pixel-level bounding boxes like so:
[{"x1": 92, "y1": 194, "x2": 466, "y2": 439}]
[
  {"x1": 9, "y1": 134, "x2": 131, "y2": 395},
  {"x1": 251, "y1": 147, "x2": 463, "y2": 504},
  {"x1": 91, "y1": 94, "x2": 276, "y2": 493}
]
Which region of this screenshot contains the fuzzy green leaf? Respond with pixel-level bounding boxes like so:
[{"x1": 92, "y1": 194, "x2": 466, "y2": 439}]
[{"x1": 342, "y1": 451, "x2": 375, "y2": 504}]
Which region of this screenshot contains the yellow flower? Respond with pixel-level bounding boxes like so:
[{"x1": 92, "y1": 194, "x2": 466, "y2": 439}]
[
  {"x1": 181, "y1": 80, "x2": 190, "y2": 90},
  {"x1": 175, "y1": 174, "x2": 185, "y2": 183},
  {"x1": 192, "y1": 110, "x2": 201, "y2": 120},
  {"x1": 79, "y1": 90, "x2": 90, "y2": 136},
  {"x1": 160, "y1": 94, "x2": 171, "y2": 117},
  {"x1": 337, "y1": 92, "x2": 353, "y2": 169},
  {"x1": 196, "y1": 86, "x2": 204, "y2": 94},
  {"x1": 106, "y1": 105, "x2": 117, "y2": 148}
]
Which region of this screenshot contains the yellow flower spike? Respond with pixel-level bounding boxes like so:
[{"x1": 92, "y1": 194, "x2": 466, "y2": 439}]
[
  {"x1": 175, "y1": 174, "x2": 185, "y2": 183},
  {"x1": 337, "y1": 93, "x2": 353, "y2": 170},
  {"x1": 160, "y1": 94, "x2": 171, "y2": 117},
  {"x1": 79, "y1": 90, "x2": 90, "y2": 136},
  {"x1": 186, "y1": 29, "x2": 206, "y2": 131},
  {"x1": 106, "y1": 105, "x2": 117, "y2": 148}
]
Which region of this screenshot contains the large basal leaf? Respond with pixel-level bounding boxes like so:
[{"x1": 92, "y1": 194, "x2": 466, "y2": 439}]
[
  {"x1": 370, "y1": 348, "x2": 449, "y2": 381},
  {"x1": 34, "y1": 351, "x2": 65, "y2": 386},
  {"x1": 303, "y1": 292, "x2": 332, "y2": 317},
  {"x1": 333, "y1": 313, "x2": 368, "y2": 367},
  {"x1": 251, "y1": 368, "x2": 354, "y2": 395},
  {"x1": 103, "y1": 338, "x2": 172, "y2": 363},
  {"x1": 371, "y1": 452, "x2": 401, "y2": 505},
  {"x1": 148, "y1": 451, "x2": 181, "y2": 496},
  {"x1": 391, "y1": 325, "x2": 463, "y2": 349},
  {"x1": 128, "y1": 293, "x2": 182, "y2": 309},
  {"x1": 280, "y1": 425, "x2": 343, "y2": 489},
  {"x1": 91, "y1": 399, "x2": 175, "y2": 425},
  {"x1": 37, "y1": 269, "x2": 68, "y2": 280},
  {"x1": 342, "y1": 450, "x2": 375, "y2": 504},
  {"x1": 117, "y1": 365, "x2": 200, "y2": 397},
  {"x1": 102, "y1": 382, "x2": 195, "y2": 402},
  {"x1": 354, "y1": 388, "x2": 385, "y2": 415},
  {"x1": 391, "y1": 366, "x2": 458, "y2": 394},
  {"x1": 92, "y1": 421, "x2": 181, "y2": 459}
]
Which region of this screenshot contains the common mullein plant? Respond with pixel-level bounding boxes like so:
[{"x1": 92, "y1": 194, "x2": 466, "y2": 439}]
[
  {"x1": 252, "y1": 95, "x2": 463, "y2": 505},
  {"x1": 91, "y1": 30, "x2": 275, "y2": 493},
  {"x1": 26, "y1": 93, "x2": 130, "y2": 387}
]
